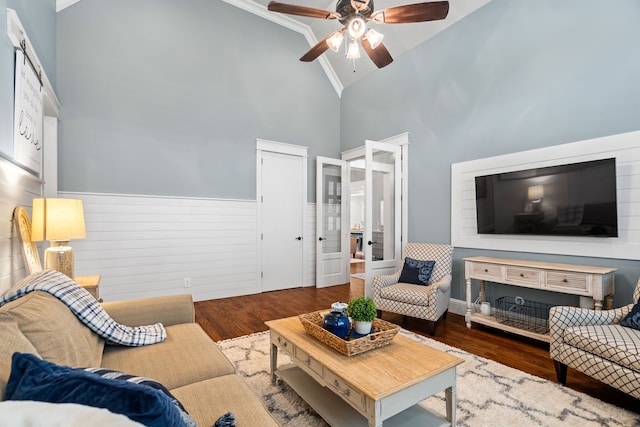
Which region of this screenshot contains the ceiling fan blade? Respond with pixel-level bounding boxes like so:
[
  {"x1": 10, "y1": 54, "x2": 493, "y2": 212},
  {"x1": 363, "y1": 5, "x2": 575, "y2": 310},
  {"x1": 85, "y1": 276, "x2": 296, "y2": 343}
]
[
  {"x1": 372, "y1": 1, "x2": 449, "y2": 24},
  {"x1": 299, "y1": 31, "x2": 337, "y2": 62},
  {"x1": 361, "y1": 38, "x2": 393, "y2": 68},
  {"x1": 267, "y1": 1, "x2": 340, "y2": 19}
]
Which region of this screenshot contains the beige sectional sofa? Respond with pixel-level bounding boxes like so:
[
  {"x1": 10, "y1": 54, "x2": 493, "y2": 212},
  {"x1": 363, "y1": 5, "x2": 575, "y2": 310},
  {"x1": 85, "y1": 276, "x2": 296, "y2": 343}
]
[{"x1": 0, "y1": 286, "x2": 278, "y2": 426}]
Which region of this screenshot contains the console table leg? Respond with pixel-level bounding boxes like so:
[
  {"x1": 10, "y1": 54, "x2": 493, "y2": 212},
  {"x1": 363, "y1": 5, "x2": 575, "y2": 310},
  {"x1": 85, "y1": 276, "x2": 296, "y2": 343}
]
[{"x1": 465, "y1": 278, "x2": 472, "y2": 328}]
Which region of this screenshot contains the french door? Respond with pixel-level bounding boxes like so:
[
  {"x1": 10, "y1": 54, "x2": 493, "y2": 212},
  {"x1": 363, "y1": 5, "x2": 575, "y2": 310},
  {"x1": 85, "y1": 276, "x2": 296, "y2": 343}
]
[
  {"x1": 315, "y1": 157, "x2": 349, "y2": 288},
  {"x1": 342, "y1": 140, "x2": 403, "y2": 297}
]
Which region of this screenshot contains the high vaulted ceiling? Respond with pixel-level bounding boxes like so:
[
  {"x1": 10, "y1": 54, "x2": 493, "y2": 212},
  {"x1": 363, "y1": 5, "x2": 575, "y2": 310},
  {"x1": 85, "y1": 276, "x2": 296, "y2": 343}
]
[{"x1": 57, "y1": 0, "x2": 491, "y2": 96}]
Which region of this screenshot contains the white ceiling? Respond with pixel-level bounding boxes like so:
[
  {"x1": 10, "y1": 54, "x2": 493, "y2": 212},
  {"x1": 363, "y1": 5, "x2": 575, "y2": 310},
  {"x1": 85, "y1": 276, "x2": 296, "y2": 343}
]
[{"x1": 57, "y1": 0, "x2": 491, "y2": 96}]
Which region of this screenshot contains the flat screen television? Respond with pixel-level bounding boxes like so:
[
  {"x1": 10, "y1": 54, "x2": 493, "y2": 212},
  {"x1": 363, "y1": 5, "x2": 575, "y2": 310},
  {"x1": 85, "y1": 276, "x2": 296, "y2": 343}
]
[{"x1": 475, "y1": 158, "x2": 618, "y2": 237}]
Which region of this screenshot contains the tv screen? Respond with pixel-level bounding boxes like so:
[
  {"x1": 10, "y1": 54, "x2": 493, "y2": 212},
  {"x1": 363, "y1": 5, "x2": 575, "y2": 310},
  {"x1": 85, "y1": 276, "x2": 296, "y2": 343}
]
[{"x1": 475, "y1": 158, "x2": 618, "y2": 237}]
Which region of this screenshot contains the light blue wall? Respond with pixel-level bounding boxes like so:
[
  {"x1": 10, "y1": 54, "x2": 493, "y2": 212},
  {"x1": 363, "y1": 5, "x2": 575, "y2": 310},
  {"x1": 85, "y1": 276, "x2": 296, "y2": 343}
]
[
  {"x1": 0, "y1": 0, "x2": 56, "y2": 160},
  {"x1": 56, "y1": 0, "x2": 341, "y2": 200},
  {"x1": 341, "y1": 0, "x2": 640, "y2": 305}
]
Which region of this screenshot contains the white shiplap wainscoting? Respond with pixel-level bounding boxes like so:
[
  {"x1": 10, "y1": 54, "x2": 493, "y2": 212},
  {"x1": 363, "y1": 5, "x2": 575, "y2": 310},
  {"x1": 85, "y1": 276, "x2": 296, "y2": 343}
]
[
  {"x1": 0, "y1": 157, "x2": 42, "y2": 294},
  {"x1": 61, "y1": 192, "x2": 262, "y2": 302},
  {"x1": 61, "y1": 192, "x2": 321, "y2": 302}
]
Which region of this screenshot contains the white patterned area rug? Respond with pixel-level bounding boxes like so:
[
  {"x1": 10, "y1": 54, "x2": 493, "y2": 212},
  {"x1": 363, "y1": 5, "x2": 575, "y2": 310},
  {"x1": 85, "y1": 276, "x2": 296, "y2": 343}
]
[{"x1": 217, "y1": 330, "x2": 640, "y2": 427}]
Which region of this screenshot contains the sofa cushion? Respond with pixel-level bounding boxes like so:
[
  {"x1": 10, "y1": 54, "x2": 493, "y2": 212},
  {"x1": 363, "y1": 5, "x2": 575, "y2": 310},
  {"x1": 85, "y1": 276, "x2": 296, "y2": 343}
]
[
  {"x1": 0, "y1": 312, "x2": 39, "y2": 401},
  {"x1": 6, "y1": 352, "x2": 186, "y2": 427},
  {"x1": 563, "y1": 324, "x2": 640, "y2": 372},
  {"x1": 101, "y1": 323, "x2": 235, "y2": 390},
  {"x1": 0, "y1": 291, "x2": 104, "y2": 368},
  {"x1": 398, "y1": 257, "x2": 435, "y2": 286},
  {"x1": 171, "y1": 375, "x2": 278, "y2": 427}
]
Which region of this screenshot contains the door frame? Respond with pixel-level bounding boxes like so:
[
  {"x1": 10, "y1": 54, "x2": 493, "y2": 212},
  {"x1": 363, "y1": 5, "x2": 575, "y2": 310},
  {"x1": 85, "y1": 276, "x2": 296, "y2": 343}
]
[{"x1": 256, "y1": 139, "x2": 308, "y2": 291}]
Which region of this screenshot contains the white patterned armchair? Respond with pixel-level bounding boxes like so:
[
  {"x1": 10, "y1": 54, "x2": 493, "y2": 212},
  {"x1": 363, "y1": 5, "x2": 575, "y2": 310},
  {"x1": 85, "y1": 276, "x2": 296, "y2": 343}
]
[
  {"x1": 373, "y1": 243, "x2": 453, "y2": 336},
  {"x1": 549, "y1": 278, "x2": 640, "y2": 398}
]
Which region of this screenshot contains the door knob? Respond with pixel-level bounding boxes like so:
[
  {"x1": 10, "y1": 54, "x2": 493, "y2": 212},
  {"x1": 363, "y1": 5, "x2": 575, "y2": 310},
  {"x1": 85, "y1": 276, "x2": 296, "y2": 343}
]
[
  {"x1": 368, "y1": 240, "x2": 377, "y2": 245},
  {"x1": 318, "y1": 237, "x2": 325, "y2": 241},
  {"x1": 295, "y1": 236, "x2": 303, "y2": 240}
]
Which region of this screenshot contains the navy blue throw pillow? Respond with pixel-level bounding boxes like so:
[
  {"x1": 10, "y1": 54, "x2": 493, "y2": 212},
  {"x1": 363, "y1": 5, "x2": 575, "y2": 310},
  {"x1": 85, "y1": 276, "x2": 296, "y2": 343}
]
[
  {"x1": 6, "y1": 352, "x2": 186, "y2": 427},
  {"x1": 398, "y1": 257, "x2": 436, "y2": 286},
  {"x1": 620, "y1": 301, "x2": 640, "y2": 330}
]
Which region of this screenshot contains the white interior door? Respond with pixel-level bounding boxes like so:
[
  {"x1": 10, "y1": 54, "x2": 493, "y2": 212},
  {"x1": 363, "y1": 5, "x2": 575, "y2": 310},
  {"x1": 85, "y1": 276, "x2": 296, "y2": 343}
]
[
  {"x1": 260, "y1": 150, "x2": 304, "y2": 291},
  {"x1": 316, "y1": 157, "x2": 349, "y2": 288},
  {"x1": 364, "y1": 141, "x2": 402, "y2": 297}
]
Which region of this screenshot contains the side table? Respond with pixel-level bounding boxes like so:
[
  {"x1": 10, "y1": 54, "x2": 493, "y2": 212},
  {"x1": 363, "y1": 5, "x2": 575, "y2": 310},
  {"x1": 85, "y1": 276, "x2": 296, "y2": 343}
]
[{"x1": 75, "y1": 275, "x2": 102, "y2": 302}]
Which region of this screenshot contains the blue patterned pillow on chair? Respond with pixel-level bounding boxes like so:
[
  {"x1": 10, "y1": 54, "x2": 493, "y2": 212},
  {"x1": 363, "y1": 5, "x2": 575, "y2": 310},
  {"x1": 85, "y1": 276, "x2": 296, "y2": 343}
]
[
  {"x1": 399, "y1": 257, "x2": 436, "y2": 286},
  {"x1": 620, "y1": 301, "x2": 640, "y2": 330}
]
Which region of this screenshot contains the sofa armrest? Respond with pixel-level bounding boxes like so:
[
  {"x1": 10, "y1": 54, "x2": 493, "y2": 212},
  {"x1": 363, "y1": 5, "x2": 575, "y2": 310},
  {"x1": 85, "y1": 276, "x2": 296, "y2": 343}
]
[{"x1": 101, "y1": 294, "x2": 195, "y2": 327}]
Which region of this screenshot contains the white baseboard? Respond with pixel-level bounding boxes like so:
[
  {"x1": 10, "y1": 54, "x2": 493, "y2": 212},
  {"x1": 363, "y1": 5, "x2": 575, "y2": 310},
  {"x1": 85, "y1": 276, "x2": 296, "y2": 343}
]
[{"x1": 449, "y1": 298, "x2": 467, "y2": 316}]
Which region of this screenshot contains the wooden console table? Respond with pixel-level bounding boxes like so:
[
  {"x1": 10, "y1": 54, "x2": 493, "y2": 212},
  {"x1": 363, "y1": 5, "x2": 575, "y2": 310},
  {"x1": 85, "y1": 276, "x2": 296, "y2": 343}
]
[{"x1": 464, "y1": 256, "x2": 616, "y2": 342}]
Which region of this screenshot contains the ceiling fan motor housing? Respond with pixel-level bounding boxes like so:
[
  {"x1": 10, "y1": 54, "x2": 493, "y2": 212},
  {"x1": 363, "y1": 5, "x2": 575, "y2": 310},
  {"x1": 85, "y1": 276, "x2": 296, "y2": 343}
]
[{"x1": 337, "y1": 0, "x2": 374, "y2": 25}]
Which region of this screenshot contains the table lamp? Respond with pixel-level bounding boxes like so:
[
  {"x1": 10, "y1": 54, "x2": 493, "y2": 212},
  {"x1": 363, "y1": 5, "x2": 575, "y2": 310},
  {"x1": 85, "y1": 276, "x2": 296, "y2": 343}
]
[{"x1": 31, "y1": 198, "x2": 86, "y2": 278}]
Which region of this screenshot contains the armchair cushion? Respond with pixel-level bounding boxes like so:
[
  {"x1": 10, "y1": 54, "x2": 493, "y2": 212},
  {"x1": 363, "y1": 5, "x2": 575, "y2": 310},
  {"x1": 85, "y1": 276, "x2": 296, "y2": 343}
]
[
  {"x1": 380, "y1": 283, "x2": 433, "y2": 306},
  {"x1": 563, "y1": 325, "x2": 640, "y2": 372},
  {"x1": 620, "y1": 301, "x2": 640, "y2": 330},
  {"x1": 398, "y1": 258, "x2": 435, "y2": 286}
]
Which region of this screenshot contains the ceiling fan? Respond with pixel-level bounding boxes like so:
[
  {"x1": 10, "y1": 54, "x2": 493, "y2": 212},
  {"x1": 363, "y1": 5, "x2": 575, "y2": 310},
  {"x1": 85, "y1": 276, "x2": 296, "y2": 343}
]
[{"x1": 267, "y1": 0, "x2": 449, "y2": 68}]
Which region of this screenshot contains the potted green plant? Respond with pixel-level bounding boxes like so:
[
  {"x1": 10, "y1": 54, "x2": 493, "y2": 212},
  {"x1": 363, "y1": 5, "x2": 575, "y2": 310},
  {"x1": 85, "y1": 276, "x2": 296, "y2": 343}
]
[{"x1": 348, "y1": 296, "x2": 377, "y2": 334}]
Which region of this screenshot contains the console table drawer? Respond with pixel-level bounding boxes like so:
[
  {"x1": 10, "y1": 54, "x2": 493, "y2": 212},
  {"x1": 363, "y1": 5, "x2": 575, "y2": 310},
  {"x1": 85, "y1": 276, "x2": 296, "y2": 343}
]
[
  {"x1": 546, "y1": 272, "x2": 588, "y2": 293},
  {"x1": 470, "y1": 262, "x2": 503, "y2": 280},
  {"x1": 506, "y1": 267, "x2": 542, "y2": 286},
  {"x1": 295, "y1": 348, "x2": 323, "y2": 377},
  {"x1": 272, "y1": 332, "x2": 294, "y2": 356},
  {"x1": 325, "y1": 370, "x2": 365, "y2": 412}
]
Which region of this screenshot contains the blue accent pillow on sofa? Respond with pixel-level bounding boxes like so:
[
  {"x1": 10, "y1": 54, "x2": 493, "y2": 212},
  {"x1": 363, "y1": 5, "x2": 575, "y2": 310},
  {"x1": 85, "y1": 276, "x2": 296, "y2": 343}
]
[
  {"x1": 620, "y1": 301, "x2": 640, "y2": 330},
  {"x1": 6, "y1": 352, "x2": 186, "y2": 427},
  {"x1": 398, "y1": 257, "x2": 436, "y2": 286}
]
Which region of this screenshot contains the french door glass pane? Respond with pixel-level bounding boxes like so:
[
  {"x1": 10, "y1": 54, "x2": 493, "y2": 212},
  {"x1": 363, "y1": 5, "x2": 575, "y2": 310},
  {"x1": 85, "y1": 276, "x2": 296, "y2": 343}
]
[
  {"x1": 371, "y1": 150, "x2": 395, "y2": 261},
  {"x1": 322, "y1": 163, "x2": 342, "y2": 254}
]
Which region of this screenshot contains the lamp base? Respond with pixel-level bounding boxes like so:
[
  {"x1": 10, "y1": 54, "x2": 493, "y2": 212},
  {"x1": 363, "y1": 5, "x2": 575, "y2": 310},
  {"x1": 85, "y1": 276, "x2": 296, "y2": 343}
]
[{"x1": 44, "y1": 241, "x2": 74, "y2": 278}]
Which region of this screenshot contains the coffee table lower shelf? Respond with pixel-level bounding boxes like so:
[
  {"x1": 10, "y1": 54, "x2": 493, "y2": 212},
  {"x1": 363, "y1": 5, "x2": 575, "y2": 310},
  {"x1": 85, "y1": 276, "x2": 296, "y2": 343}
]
[{"x1": 276, "y1": 365, "x2": 451, "y2": 427}]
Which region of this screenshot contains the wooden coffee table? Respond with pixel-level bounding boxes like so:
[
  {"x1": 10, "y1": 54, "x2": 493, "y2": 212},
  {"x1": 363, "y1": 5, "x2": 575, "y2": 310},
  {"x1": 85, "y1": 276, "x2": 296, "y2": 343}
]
[{"x1": 265, "y1": 316, "x2": 464, "y2": 427}]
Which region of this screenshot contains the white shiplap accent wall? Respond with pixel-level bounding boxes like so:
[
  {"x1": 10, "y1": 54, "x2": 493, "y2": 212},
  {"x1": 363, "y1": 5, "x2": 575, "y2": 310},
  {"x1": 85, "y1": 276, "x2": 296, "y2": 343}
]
[
  {"x1": 0, "y1": 157, "x2": 42, "y2": 294},
  {"x1": 61, "y1": 192, "x2": 261, "y2": 302},
  {"x1": 451, "y1": 131, "x2": 640, "y2": 260},
  {"x1": 61, "y1": 192, "x2": 321, "y2": 302}
]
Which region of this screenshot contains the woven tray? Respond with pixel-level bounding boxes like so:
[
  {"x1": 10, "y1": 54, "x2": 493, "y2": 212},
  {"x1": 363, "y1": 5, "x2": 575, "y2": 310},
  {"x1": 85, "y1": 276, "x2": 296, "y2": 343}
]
[{"x1": 298, "y1": 311, "x2": 400, "y2": 357}]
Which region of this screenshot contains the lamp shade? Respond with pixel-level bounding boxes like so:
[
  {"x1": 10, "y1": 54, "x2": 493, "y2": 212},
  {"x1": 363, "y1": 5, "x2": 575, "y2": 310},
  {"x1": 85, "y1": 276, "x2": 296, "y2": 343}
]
[
  {"x1": 527, "y1": 185, "x2": 544, "y2": 201},
  {"x1": 31, "y1": 198, "x2": 86, "y2": 242}
]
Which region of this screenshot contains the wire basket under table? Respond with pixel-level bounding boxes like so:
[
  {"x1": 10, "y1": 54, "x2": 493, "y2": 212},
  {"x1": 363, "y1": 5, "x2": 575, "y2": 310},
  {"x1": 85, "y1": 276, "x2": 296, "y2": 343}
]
[{"x1": 494, "y1": 296, "x2": 555, "y2": 335}]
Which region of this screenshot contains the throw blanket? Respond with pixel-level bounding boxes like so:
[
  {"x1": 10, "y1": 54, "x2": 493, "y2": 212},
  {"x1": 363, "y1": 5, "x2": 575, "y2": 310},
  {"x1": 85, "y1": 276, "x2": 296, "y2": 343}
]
[{"x1": 0, "y1": 270, "x2": 166, "y2": 346}]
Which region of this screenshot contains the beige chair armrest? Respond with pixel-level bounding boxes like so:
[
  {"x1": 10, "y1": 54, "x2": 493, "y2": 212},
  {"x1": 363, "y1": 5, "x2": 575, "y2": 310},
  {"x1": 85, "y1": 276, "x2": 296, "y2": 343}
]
[{"x1": 101, "y1": 294, "x2": 195, "y2": 327}]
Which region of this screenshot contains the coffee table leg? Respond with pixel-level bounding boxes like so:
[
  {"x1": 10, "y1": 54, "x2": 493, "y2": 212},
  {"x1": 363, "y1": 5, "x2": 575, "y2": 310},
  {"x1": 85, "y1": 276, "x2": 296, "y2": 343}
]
[
  {"x1": 445, "y1": 383, "x2": 456, "y2": 426},
  {"x1": 270, "y1": 342, "x2": 278, "y2": 384}
]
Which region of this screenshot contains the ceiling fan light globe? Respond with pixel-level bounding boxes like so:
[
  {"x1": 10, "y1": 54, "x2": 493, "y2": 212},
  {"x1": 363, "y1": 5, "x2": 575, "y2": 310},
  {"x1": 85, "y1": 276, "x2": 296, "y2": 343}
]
[
  {"x1": 348, "y1": 16, "x2": 366, "y2": 39},
  {"x1": 326, "y1": 32, "x2": 344, "y2": 52},
  {"x1": 346, "y1": 40, "x2": 361, "y2": 59},
  {"x1": 366, "y1": 28, "x2": 384, "y2": 49}
]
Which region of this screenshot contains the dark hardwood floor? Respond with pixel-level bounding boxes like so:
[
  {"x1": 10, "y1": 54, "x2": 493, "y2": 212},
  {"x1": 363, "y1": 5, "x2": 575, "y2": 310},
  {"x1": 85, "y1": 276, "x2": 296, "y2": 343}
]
[{"x1": 195, "y1": 264, "x2": 639, "y2": 415}]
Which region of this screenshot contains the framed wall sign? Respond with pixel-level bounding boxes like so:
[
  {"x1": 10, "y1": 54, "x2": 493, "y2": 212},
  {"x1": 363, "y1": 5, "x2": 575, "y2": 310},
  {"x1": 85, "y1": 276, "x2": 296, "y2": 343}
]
[{"x1": 13, "y1": 49, "x2": 43, "y2": 175}]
